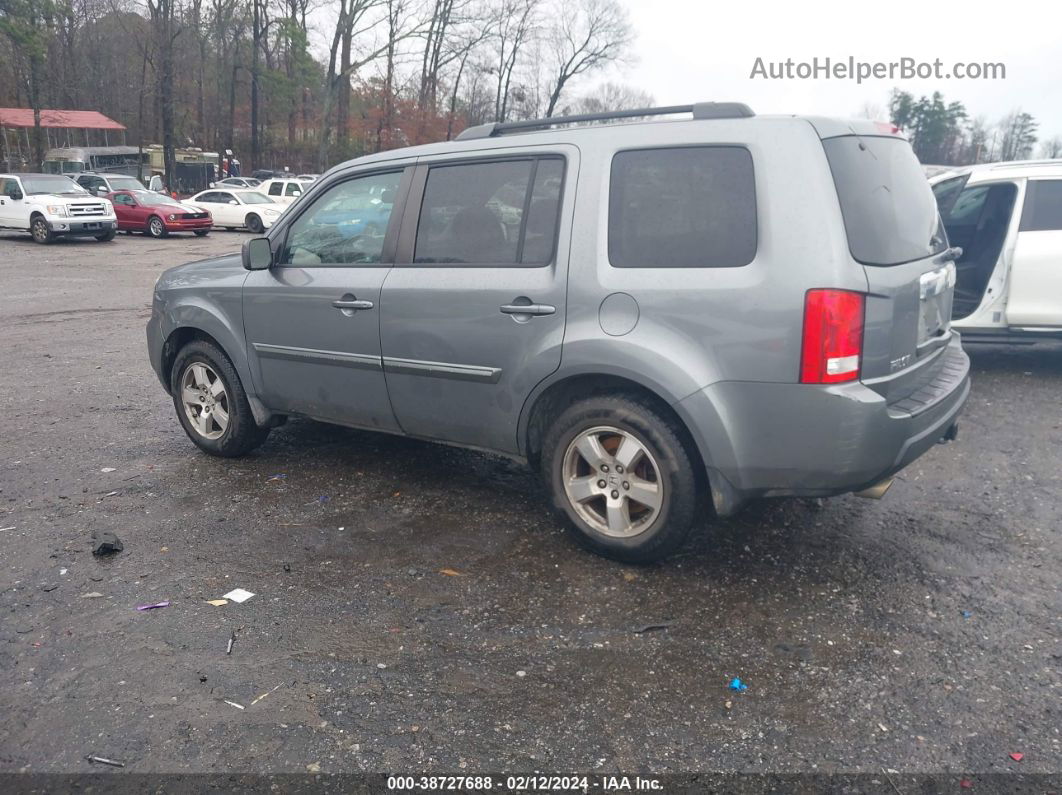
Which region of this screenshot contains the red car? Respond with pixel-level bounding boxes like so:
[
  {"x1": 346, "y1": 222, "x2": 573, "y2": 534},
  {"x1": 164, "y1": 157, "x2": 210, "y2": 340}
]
[{"x1": 106, "y1": 190, "x2": 212, "y2": 238}]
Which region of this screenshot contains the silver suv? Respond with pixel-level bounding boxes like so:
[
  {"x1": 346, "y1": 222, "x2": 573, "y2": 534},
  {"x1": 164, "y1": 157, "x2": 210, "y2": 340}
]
[{"x1": 147, "y1": 103, "x2": 970, "y2": 562}]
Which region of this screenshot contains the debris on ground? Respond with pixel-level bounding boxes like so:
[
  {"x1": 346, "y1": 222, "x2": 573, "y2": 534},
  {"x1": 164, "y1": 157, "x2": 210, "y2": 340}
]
[
  {"x1": 728, "y1": 677, "x2": 749, "y2": 692},
  {"x1": 59, "y1": 568, "x2": 68, "y2": 576},
  {"x1": 0, "y1": 526, "x2": 15, "y2": 532},
  {"x1": 632, "y1": 622, "x2": 672, "y2": 634},
  {"x1": 267, "y1": 474, "x2": 287, "y2": 482},
  {"x1": 80, "y1": 592, "x2": 104, "y2": 599},
  {"x1": 878, "y1": 723, "x2": 889, "y2": 733},
  {"x1": 226, "y1": 631, "x2": 236, "y2": 655},
  {"x1": 85, "y1": 755, "x2": 125, "y2": 767},
  {"x1": 41, "y1": 584, "x2": 58, "y2": 592},
  {"x1": 136, "y1": 601, "x2": 170, "y2": 611},
  {"x1": 724, "y1": 700, "x2": 733, "y2": 710},
  {"x1": 101, "y1": 467, "x2": 117, "y2": 473},
  {"x1": 205, "y1": 599, "x2": 228, "y2": 606},
  {"x1": 962, "y1": 610, "x2": 973, "y2": 619},
  {"x1": 516, "y1": 670, "x2": 527, "y2": 678},
  {"x1": 250, "y1": 684, "x2": 282, "y2": 705},
  {"x1": 91, "y1": 532, "x2": 124, "y2": 556},
  {"x1": 1009, "y1": 752, "x2": 1024, "y2": 762},
  {"x1": 960, "y1": 780, "x2": 973, "y2": 789},
  {"x1": 224, "y1": 700, "x2": 245, "y2": 710},
  {"x1": 222, "y1": 588, "x2": 255, "y2": 603},
  {"x1": 439, "y1": 568, "x2": 464, "y2": 577}
]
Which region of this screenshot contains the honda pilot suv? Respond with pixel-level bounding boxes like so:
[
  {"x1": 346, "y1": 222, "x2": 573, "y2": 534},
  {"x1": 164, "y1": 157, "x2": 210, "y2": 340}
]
[{"x1": 147, "y1": 103, "x2": 970, "y2": 562}]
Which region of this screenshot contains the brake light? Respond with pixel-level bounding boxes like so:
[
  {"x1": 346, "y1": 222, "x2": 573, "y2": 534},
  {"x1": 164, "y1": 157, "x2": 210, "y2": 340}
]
[{"x1": 800, "y1": 289, "x2": 865, "y2": 384}]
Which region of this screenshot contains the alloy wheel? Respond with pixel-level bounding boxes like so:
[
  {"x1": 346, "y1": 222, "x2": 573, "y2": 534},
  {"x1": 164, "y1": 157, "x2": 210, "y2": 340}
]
[
  {"x1": 180, "y1": 362, "x2": 230, "y2": 440},
  {"x1": 562, "y1": 425, "x2": 664, "y2": 538}
]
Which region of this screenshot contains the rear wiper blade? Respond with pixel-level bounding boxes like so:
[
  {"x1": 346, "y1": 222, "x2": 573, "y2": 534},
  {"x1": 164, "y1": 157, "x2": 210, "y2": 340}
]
[{"x1": 935, "y1": 246, "x2": 963, "y2": 264}]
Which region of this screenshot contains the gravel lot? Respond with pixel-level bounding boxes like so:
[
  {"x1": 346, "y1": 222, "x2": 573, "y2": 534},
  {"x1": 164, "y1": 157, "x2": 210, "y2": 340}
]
[{"x1": 0, "y1": 231, "x2": 1059, "y2": 782}]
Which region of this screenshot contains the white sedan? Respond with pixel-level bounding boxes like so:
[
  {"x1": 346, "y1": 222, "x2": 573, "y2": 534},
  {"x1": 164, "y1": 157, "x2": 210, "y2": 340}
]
[{"x1": 186, "y1": 189, "x2": 284, "y2": 233}]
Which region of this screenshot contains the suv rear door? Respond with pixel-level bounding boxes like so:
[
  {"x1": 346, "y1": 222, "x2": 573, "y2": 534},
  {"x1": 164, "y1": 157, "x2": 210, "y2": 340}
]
[
  {"x1": 822, "y1": 132, "x2": 961, "y2": 407},
  {"x1": 379, "y1": 147, "x2": 576, "y2": 453},
  {"x1": 1006, "y1": 178, "x2": 1062, "y2": 326}
]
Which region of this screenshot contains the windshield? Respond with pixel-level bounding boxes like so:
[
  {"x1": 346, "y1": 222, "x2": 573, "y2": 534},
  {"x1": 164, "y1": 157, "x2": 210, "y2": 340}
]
[
  {"x1": 240, "y1": 192, "x2": 273, "y2": 205},
  {"x1": 22, "y1": 175, "x2": 89, "y2": 195},
  {"x1": 128, "y1": 190, "x2": 177, "y2": 206},
  {"x1": 823, "y1": 135, "x2": 948, "y2": 266}
]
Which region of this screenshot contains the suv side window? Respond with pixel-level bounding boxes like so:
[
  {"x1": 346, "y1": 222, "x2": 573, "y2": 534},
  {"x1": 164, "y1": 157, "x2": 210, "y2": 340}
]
[
  {"x1": 608, "y1": 146, "x2": 756, "y2": 268},
  {"x1": 413, "y1": 156, "x2": 563, "y2": 265},
  {"x1": 280, "y1": 171, "x2": 402, "y2": 266},
  {"x1": 267, "y1": 182, "x2": 283, "y2": 196},
  {"x1": 284, "y1": 181, "x2": 302, "y2": 197},
  {"x1": 1020, "y1": 180, "x2": 1062, "y2": 232}
]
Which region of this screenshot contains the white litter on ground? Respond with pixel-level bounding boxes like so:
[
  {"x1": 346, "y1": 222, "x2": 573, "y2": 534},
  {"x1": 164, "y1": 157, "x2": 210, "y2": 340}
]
[{"x1": 222, "y1": 588, "x2": 255, "y2": 603}]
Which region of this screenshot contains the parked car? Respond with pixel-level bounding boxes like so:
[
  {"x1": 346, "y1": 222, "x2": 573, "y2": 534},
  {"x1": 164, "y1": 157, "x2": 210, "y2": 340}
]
[
  {"x1": 930, "y1": 159, "x2": 1062, "y2": 340},
  {"x1": 76, "y1": 172, "x2": 147, "y2": 195},
  {"x1": 0, "y1": 173, "x2": 117, "y2": 243},
  {"x1": 107, "y1": 189, "x2": 212, "y2": 237},
  {"x1": 147, "y1": 103, "x2": 970, "y2": 562},
  {"x1": 214, "y1": 177, "x2": 261, "y2": 189},
  {"x1": 185, "y1": 189, "x2": 284, "y2": 233},
  {"x1": 258, "y1": 177, "x2": 307, "y2": 205}
]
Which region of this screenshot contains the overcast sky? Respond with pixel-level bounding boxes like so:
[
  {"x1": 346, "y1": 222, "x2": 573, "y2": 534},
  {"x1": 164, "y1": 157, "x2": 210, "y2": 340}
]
[{"x1": 611, "y1": 0, "x2": 1062, "y2": 140}]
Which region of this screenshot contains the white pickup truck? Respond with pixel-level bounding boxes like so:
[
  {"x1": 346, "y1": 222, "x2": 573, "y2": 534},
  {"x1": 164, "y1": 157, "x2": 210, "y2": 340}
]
[{"x1": 0, "y1": 173, "x2": 118, "y2": 244}]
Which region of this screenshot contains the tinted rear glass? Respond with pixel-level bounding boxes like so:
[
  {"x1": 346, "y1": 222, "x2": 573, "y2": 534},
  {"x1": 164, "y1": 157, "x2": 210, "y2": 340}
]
[
  {"x1": 824, "y1": 135, "x2": 947, "y2": 266},
  {"x1": 1019, "y1": 180, "x2": 1062, "y2": 231},
  {"x1": 608, "y1": 146, "x2": 756, "y2": 268}
]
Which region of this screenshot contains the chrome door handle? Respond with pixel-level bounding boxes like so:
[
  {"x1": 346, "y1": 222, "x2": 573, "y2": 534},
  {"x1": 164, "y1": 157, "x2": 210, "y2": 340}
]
[
  {"x1": 332, "y1": 299, "x2": 374, "y2": 310},
  {"x1": 500, "y1": 303, "x2": 555, "y2": 316}
]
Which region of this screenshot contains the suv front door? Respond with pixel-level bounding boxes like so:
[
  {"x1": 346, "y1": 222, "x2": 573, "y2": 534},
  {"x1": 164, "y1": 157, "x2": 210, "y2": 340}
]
[
  {"x1": 1007, "y1": 179, "x2": 1062, "y2": 326},
  {"x1": 242, "y1": 167, "x2": 410, "y2": 430},
  {"x1": 380, "y1": 148, "x2": 575, "y2": 453}
]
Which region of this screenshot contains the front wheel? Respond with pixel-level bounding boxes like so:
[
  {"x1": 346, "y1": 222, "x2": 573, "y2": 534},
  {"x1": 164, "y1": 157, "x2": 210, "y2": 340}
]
[
  {"x1": 31, "y1": 216, "x2": 54, "y2": 244},
  {"x1": 245, "y1": 213, "x2": 264, "y2": 234},
  {"x1": 170, "y1": 340, "x2": 270, "y2": 457},
  {"x1": 541, "y1": 395, "x2": 700, "y2": 563},
  {"x1": 147, "y1": 215, "x2": 168, "y2": 238}
]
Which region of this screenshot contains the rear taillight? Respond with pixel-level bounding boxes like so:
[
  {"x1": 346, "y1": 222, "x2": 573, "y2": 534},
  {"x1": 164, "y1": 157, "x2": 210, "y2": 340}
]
[{"x1": 800, "y1": 289, "x2": 865, "y2": 384}]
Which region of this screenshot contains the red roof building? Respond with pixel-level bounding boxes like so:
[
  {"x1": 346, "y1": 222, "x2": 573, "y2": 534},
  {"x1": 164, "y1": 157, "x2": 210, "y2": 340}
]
[{"x1": 0, "y1": 108, "x2": 126, "y2": 130}]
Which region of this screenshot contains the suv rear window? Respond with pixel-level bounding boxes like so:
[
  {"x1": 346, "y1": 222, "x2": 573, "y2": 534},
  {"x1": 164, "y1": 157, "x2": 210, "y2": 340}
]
[
  {"x1": 824, "y1": 135, "x2": 947, "y2": 266},
  {"x1": 608, "y1": 146, "x2": 756, "y2": 268}
]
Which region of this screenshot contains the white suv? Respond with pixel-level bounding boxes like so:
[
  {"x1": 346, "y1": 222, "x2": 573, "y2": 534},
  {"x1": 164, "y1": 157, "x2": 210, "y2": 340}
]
[
  {"x1": 931, "y1": 160, "x2": 1062, "y2": 339},
  {"x1": 0, "y1": 173, "x2": 118, "y2": 243}
]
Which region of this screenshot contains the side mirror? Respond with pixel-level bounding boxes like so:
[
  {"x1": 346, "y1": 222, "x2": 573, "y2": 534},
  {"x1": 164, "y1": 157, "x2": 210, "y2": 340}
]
[
  {"x1": 97, "y1": 186, "x2": 108, "y2": 195},
  {"x1": 7, "y1": 189, "x2": 23, "y2": 200},
  {"x1": 229, "y1": 200, "x2": 238, "y2": 205},
  {"x1": 209, "y1": 182, "x2": 216, "y2": 188},
  {"x1": 243, "y1": 237, "x2": 273, "y2": 271}
]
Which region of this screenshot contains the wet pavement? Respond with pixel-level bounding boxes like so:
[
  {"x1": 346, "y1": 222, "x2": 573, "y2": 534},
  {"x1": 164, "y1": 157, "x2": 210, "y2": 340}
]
[{"x1": 0, "y1": 231, "x2": 1059, "y2": 778}]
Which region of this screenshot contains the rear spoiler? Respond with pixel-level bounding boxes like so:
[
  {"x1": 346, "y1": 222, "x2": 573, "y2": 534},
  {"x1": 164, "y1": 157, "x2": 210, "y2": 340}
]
[{"x1": 804, "y1": 117, "x2": 907, "y2": 141}]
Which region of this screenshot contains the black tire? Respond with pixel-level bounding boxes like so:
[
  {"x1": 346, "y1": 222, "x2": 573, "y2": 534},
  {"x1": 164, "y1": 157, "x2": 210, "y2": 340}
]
[
  {"x1": 194, "y1": 230, "x2": 209, "y2": 237},
  {"x1": 95, "y1": 229, "x2": 116, "y2": 242},
  {"x1": 541, "y1": 394, "x2": 700, "y2": 563},
  {"x1": 30, "y1": 215, "x2": 54, "y2": 244},
  {"x1": 147, "y1": 215, "x2": 168, "y2": 238},
  {"x1": 225, "y1": 227, "x2": 235, "y2": 232},
  {"x1": 245, "y1": 213, "x2": 264, "y2": 234},
  {"x1": 170, "y1": 339, "x2": 270, "y2": 457}
]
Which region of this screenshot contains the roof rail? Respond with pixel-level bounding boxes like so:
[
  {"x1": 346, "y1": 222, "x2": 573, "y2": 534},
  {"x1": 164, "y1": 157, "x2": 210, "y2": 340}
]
[{"x1": 455, "y1": 102, "x2": 755, "y2": 141}]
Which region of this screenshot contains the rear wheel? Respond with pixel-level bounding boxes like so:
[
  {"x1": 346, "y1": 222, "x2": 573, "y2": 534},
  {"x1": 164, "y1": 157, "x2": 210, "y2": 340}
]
[
  {"x1": 30, "y1": 215, "x2": 54, "y2": 244},
  {"x1": 170, "y1": 340, "x2": 270, "y2": 457},
  {"x1": 245, "y1": 213, "x2": 264, "y2": 234},
  {"x1": 95, "y1": 230, "x2": 116, "y2": 242},
  {"x1": 542, "y1": 394, "x2": 700, "y2": 563},
  {"x1": 147, "y1": 215, "x2": 168, "y2": 238}
]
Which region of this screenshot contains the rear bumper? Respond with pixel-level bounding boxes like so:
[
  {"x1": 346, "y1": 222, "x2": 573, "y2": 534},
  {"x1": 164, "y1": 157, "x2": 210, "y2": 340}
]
[
  {"x1": 47, "y1": 219, "x2": 117, "y2": 235},
  {"x1": 676, "y1": 335, "x2": 970, "y2": 515}
]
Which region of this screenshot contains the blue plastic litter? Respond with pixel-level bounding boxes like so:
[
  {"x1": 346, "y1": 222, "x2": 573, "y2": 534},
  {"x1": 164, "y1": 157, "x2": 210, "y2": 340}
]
[
  {"x1": 962, "y1": 610, "x2": 973, "y2": 619},
  {"x1": 728, "y1": 677, "x2": 748, "y2": 692}
]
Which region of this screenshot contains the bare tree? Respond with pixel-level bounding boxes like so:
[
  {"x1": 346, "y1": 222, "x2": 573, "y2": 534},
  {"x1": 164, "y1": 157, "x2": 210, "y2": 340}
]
[
  {"x1": 491, "y1": 0, "x2": 537, "y2": 122},
  {"x1": 1039, "y1": 136, "x2": 1062, "y2": 159},
  {"x1": 570, "y1": 81, "x2": 652, "y2": 115},
  {"x1": 543, "y1": 0, "x2": 630, "y2": 117}
]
